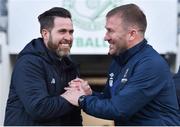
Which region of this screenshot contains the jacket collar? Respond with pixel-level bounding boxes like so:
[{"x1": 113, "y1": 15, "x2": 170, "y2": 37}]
[{"x1": 113, "y1": 39, "x2": 147, "y2": 66}]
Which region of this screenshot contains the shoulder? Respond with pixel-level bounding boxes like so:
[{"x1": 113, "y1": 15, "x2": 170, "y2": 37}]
[
  {"x1": 16, "y1": 54, "x2": 43, "y2": 67},
  {"x1": 13, "y1": 54, "x2": 46, "y2": 76},
  {"x1": 137, "y1": 45, "x2": 168, "y2": 70},
  {"x1": 131, "y1": 47, "x2": 170, "y2": 80}
]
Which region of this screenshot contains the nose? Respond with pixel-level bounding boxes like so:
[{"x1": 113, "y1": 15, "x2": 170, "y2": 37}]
[{"x1": 104, "y1": 32, "x2": 110, "y2": 42}]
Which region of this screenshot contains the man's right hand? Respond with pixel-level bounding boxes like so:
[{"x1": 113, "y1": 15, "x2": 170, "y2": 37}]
[{"x1": 68, "y1": 78, "x2": 92, "y2": 95}]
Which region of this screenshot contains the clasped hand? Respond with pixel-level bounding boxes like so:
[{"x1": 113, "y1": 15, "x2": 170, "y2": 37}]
[{"x1": 61, "y1": 78, "x2": 92, "y2": 106}]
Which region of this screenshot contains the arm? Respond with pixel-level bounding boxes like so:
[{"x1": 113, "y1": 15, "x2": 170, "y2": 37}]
[
  {"x1": 91, "y1": 84, "x2": 111, "y2": 99},
  {"x1": 13, "y1": 55, "x2": 75, "y2": 121},
  {"x1": 81, "y1": 58, "x2": 168, "y2": 121}
]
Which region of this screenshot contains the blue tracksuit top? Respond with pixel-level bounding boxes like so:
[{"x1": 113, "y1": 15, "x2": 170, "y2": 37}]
[{"x1": 80, "y1": 39, "x2": 180, "y2": 126}]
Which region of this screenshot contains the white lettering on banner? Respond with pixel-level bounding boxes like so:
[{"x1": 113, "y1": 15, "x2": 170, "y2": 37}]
[{"x1": 75, "y1": 37, "x2": 108, "y2": 48}]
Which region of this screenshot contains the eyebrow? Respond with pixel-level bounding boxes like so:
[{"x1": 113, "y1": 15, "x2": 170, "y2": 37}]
[{"x1": 58, "y1": 29, "x2": 74, "y2": 33}]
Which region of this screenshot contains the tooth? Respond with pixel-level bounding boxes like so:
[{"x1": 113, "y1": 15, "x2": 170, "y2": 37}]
[{"x1": 62, "y1": 44, "x2": 69, "y2": 46}]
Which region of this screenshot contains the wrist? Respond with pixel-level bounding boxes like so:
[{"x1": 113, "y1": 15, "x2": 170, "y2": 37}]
[{"x1": 78, "y1": 95, "x2": 86, "y2": 108}]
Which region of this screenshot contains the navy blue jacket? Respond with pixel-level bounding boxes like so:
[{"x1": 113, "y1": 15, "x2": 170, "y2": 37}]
[
  {"x1": 80, "y1": 39, "x2": 180, "y2": 126},
  {"x1": 4, "y1": 38, "x2": 82, "y2": 126},
  {"x1": 174, "y1": 67, "x2": 180, "y2": 105}
]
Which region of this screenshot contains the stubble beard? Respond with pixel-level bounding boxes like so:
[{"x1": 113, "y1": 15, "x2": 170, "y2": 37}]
[
  {"x1": 109, "y1": 41, "x2": 128, "y2": 56},
  {"x1": 47, "y1": 39, "x2": 71, "y2": 57},
  {"x1": 56, "y1": 46, "x2": 71, "y2": 57}
]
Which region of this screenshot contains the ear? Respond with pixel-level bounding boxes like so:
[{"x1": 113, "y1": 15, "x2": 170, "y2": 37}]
[
  {"x1": 128, "y1": 29, "x2": 136, "y2": 41},
  {"x1": 41, "y1": 29, "x2": 49, "y2": 40}
]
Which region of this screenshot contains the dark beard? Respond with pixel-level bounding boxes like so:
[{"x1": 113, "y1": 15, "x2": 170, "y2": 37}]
[
  {"x1": 47, "y1": 40, "x2": 70, "y2": 57},
  {"x1": 47, "y1": 35, "x2": 57, "y2": 50}
]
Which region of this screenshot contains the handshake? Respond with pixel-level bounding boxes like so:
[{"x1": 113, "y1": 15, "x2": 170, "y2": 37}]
[{"x1": 61, "y1": 78, "x2": 92, "y2": 106}]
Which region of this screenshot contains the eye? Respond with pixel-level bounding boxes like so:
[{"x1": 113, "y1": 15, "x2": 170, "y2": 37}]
[
  {"x1": 69, "y1": 30, "x2": 74, "y2": 35},
  {"x1": 106, "y1": 29, "x2": 114, "y2": 36},
  {"x1": 58, "y1": 29, "x2": 66, "y2": 34},
  {"x1": 106, "y1": 28, "x2": 113, "y2": 33}
]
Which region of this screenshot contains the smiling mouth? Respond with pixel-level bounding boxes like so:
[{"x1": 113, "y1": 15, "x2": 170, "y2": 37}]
[{"x1": 61, "y1": 43, "x2": 70, "y2": 48}]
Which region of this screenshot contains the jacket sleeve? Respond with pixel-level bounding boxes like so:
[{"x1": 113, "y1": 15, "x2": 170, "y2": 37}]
[
  {"x1": 81, "y1": 57, "x2": 170, "y2": 121},
  {"x1": 91, "y1": 83, "x2": 111, "y2": 99},
  {"x1": 12, "y1": 55, "x2": 75, "y2": 121}
]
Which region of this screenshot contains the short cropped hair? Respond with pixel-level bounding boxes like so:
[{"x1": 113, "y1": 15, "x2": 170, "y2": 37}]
[
  {"x1": 106, "y1": 4, "x2": 147, "y2": 33},
  {"x1": 38, "y1": 7, "x2": 72, "y2": 33}
]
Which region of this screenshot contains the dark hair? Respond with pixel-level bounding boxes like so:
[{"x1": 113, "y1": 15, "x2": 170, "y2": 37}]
[
  {"x1": 38, "y1": 7, "x2": 72, "y2": 33},
  {"x1": 106, "y1": 4, "x2": 147, "y2": 33}
]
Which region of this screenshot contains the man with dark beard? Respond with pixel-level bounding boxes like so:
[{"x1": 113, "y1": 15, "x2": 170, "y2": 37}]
[{"x1": 4, "y1": 7, "x2": 82, "y2": 126}]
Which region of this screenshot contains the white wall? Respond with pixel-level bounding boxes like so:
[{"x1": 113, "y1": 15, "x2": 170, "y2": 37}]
[
  {"x1": 8, "y1": 0, "x2": 178, "y2": 55},
  {"x1": 0, "y1": 32, "x2": 11, "y2": 125}
]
